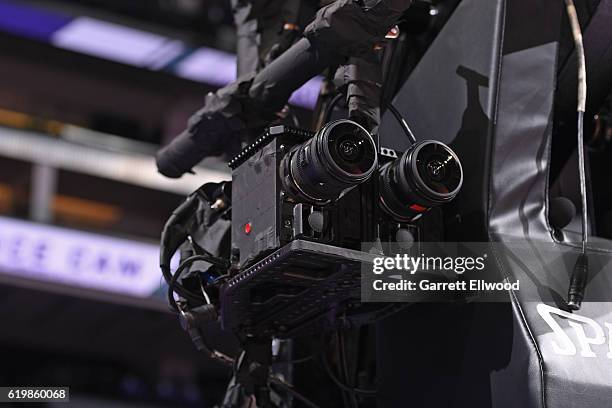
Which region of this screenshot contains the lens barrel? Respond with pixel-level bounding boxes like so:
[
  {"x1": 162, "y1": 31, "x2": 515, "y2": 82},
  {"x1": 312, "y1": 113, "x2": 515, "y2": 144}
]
[
  {"x1": 281, "y1": 120, "x2": 378, "y2": 203},
  {"x1": 379, "y1": 140, "x2": 463, "y2": 221}
]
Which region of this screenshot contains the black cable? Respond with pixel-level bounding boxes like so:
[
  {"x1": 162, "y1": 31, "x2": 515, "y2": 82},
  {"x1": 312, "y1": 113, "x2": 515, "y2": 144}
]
[
  {"x1": 338, "y1": 331, "x2": 351, "y2": 381},
  {"x1": 576, "y1": 111, "x2": 588, "y2": 250},
  {"x1": 167, "y1": 254, "x2": 230, "y2": 310},
  {"x1": 272, "y1": 334, "x2": 327, "y2": 365},
  {"x1": 323, "y1": 93, "x2": 345, "y2": 124},
  {"x1": 288, "y1": 105, "x2": 301, "y2": 128},
  {"x1": 386, "y1": 102, "x2": 417, "y2": 145},
  {"x1": 273, "y1": 351, "x2": 321, "y2": 365},
  {"x1": 319, "y1": 336, "x2": 377, "y2": 397},
  {"x1": 564, "y1": 0, "x2": 590, "y2": 310},
  {"x1": 320, "y1": 353, "x2": 377, "y2": 397},
  {"x1": 338, "y1": 330, "x2": 359, "y2": 408},
  {"x1": 189, "y1": 326, "x2": 235, "y2": 367},
  {"x1": 163, "y1": 263, "x2": 205, "y2": 309},
  {"x1": 167, "y1": 257, "x2": 206, "y2": 309},
  {"x1": 269, "y1": 376, "x2": 321, "y2": 408}
]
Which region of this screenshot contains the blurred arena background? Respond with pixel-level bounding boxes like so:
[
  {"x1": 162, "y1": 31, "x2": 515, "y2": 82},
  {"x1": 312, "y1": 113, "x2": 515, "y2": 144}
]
[{"x1": 0, "y1": 0, "x2": 253, "y2": 406}]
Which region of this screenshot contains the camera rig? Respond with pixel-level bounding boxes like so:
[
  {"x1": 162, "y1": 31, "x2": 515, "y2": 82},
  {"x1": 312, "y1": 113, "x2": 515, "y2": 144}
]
[
  {"x1": 222, "y1": 119, "x2": 462, "y2": 337},
  {"x1": 160, "y1": 118, "x2": 463, "y2": 337},
  {"x1": 159, "y1": 118, "x2": 463, "y2": 407}
]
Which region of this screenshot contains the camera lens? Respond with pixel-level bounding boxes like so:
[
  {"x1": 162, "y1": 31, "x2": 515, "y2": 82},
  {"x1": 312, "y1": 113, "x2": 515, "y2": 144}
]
[
  {"x1": 379, "y1": 140, "x2": 462, "y2": 221},
  {"x1": 415, "y1": 142, "x2": 462, "y2": 195},
  {"x1": 327, "y1": 123, "x2": 376, "y2": 175},
  {"x1": 281, "y1": 120, "x2": 378, "y2": 203}
]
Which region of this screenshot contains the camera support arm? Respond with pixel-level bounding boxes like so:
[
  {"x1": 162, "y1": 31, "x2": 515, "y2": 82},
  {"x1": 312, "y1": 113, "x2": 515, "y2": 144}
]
[
  {"x1": 221, "y1": 338, "x2": 288, "y2": 408},
  {"x1": 156, "y1": 0, "x2": 413, "y2": 178}
]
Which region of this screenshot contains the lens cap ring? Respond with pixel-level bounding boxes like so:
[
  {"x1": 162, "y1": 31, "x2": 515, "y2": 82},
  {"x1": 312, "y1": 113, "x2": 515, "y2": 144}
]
[
  {"x1": 405, "y1": 140, "x2": 463, "y2": 203},
  {"x1": 318, "y1": 120, "x2": 378, "y2": 183}
]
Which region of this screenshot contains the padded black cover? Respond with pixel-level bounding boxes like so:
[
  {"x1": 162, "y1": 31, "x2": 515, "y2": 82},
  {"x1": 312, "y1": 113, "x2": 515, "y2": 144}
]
[{"x1": 377, "y1": 0, "x2": 612, "y2": 407}]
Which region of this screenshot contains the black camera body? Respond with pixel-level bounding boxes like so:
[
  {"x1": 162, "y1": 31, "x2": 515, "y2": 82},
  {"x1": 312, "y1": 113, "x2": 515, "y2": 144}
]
[
  {"x1": 222, "y1": 120, "x2": 462, "y2": 337},
  {"x1": 230, "y1": 123, "x2": 377, "y2": 269}
]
